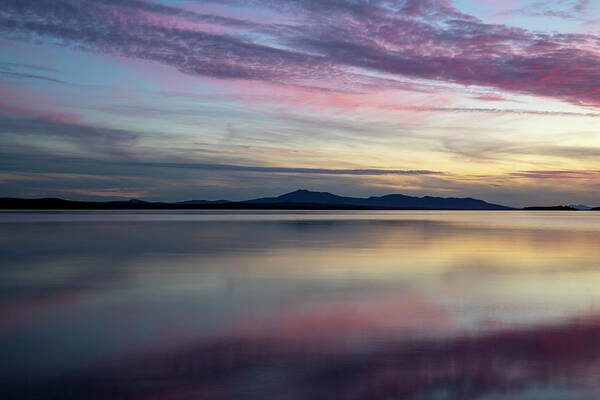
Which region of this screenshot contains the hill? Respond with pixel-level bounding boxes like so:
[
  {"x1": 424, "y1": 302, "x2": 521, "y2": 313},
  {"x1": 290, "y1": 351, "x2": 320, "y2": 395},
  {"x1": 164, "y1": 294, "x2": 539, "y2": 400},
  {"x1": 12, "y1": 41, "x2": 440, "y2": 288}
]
[{"x1": 246, "y1": 189, "x2": 512, "y2": 210}]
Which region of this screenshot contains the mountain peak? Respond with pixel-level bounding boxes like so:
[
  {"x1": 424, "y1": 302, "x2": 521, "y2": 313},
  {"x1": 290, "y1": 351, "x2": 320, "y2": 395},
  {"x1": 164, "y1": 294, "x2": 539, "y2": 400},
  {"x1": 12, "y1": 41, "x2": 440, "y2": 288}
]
[
  {"x1": 288, "y1": 189, "x2": 327, "y2": 194},
  {"x1": 277, "y1": 189, "x2": 339, "y2": 199},
  {"x1": 245, "y1": 190, "x2": 511, "y2": 209}
]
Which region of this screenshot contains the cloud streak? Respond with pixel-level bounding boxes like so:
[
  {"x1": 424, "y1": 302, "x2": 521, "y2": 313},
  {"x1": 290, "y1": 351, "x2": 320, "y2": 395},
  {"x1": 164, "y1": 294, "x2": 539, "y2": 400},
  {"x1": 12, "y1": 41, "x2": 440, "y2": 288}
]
[
  {"x1": 512, "y1": 170, "x2": 600, "y2": 179},
  {"x1": 501, "y1": 0, "x2": 591, "y2": 19},
  {"x1": 131, "y1": 161, "x2": 443, "y2": 176},
  {"x1": 0, "y1": 62, "x2": 65, "y2": 83},
  {"x1": 0, "y1": 114, "x2": 139, "y2": 156},
  {"x1": 392, "y1": 106, "x2": 600, "y2": 117}
]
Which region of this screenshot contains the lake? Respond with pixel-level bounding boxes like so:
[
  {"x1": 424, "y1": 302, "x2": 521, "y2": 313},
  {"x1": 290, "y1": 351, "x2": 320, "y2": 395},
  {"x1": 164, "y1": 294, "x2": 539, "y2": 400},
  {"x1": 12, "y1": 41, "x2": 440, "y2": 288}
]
[{"x1": 1, "y1": 210, "x2": 600, "y2": 399}]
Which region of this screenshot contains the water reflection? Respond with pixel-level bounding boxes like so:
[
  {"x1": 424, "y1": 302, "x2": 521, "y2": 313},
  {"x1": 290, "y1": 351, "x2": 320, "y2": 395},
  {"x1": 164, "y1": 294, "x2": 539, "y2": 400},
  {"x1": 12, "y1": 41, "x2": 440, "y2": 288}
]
[{"x1": 1, "y1": 211, "x2": 600, "y2": 399}]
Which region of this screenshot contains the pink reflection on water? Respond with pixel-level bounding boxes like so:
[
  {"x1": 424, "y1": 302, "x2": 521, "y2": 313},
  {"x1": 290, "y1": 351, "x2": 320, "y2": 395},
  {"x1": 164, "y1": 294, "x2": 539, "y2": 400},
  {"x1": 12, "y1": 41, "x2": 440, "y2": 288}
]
[{"x1": 227, "y1": 292, "x2": 455, "y2": 345}]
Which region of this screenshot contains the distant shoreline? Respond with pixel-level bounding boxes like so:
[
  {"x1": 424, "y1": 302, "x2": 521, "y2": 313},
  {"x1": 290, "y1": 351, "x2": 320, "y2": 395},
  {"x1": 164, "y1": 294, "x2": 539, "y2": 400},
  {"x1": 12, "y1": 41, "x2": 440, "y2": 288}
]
[
  {"x1": 523, "y1": 206, "x2": 581, "y2": 211},
  {"x1": 1, "y1": 197, "x2": 596, "y2": 211},
  {"x1": 3, "y1": 189, "x2": 597, "y2": 211},
  {"x1": 0, "y1": 198, "x2": 510, "y2": 211}
]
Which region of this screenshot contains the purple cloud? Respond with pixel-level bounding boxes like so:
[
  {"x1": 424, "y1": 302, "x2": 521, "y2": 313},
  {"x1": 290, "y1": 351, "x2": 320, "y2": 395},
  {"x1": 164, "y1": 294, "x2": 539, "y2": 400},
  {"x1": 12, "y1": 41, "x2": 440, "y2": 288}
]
[{"x1": 1, "y1": 0, "x2": 599, "y2": 108}]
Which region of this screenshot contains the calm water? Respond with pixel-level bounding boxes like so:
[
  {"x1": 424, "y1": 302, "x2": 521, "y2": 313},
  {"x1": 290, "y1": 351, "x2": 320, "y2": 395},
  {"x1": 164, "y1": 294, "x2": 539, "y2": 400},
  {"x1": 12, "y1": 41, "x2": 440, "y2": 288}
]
[{"x1": 2, "y1": 210, "x2": 600, "y2": 399}]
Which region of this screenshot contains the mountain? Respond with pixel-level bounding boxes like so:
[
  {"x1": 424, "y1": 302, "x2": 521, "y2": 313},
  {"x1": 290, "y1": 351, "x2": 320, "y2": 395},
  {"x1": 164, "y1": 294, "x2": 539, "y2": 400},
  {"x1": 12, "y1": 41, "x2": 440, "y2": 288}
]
[
  {"x1": 245, "y1": 189, "x2": 512, "y2": 210},
  {"x1": 0, "y1": 190, "x2": 514, "y2": 210},
  {"x1": 246, "y1": 190, "x2": 361, "y2": 205},
  {"x1": 127, "y1": 199, "x2": 150, "y2": 204}
]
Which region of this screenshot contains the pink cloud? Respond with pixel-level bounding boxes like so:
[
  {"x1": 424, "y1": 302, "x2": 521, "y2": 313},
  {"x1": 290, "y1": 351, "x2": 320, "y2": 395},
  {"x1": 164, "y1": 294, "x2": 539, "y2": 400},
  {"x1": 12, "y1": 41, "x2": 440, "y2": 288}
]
[
  {"x1": 0, "y1": 83, "x2": 82, "y2": 124},
  {"x1": 472, "y1": 94, "x2": 507, "y2": 101}
]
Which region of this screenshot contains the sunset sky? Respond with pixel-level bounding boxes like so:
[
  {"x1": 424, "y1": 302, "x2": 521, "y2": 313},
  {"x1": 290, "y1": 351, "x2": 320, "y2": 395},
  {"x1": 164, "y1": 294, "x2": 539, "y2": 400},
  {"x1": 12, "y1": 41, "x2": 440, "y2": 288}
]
[{"x1": 1, "y1": 0, "x2": 600, "y2": 206}]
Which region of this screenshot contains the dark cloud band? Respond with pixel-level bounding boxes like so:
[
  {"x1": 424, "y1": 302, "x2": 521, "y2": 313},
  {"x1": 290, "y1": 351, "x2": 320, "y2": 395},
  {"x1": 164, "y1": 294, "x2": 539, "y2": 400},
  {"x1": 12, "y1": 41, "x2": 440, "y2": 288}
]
[{"x1": 132, "y1": 161, "x2": 443, "y2": 176}]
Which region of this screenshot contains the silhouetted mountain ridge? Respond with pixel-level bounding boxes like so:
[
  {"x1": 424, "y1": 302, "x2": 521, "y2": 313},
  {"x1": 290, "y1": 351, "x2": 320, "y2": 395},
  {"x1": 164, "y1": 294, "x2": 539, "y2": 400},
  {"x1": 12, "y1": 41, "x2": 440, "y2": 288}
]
[
  {"x1": 246, "y1": 189, "x2": 511, "y2": 210},
  {"x1": 246, "y1": 189, "x2": 360, "y2": 205}
]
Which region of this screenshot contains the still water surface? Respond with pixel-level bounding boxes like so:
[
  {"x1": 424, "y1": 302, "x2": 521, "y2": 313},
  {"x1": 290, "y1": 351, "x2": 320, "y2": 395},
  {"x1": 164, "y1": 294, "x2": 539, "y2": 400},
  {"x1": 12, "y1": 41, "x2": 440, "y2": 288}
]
[{"x1": 1, "y1": 210, "x2": 600, "y2": 399}]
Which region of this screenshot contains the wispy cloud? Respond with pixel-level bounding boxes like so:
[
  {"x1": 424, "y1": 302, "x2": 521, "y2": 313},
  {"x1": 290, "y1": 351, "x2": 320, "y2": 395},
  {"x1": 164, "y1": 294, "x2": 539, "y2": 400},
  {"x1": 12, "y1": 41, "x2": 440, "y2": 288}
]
[
  {"x1": 438, "y1": 136, "x2": 600, "y2": 162},
  {"x1": 511, "y1": 170, "x2": 600, "y2": 179},
  {"x1": 391, "y1": 106, "x2": 600, "y2": 118},
  {"x1": 500, "y1": 0, "x2": 591, "y2": 19},
  {"x1": 0, "y1": 62, "x2": 65, "y2": 84},
  {"x1": 0, "y1": 70, "x2": 65, "y2": 84}
]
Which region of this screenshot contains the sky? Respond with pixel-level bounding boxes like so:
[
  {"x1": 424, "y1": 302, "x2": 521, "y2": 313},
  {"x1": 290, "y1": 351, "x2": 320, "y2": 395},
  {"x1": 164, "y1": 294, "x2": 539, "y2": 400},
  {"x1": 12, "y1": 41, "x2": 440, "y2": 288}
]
[{"x1": 0, "y1": 0, "x2": 599, "y2": 207}]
